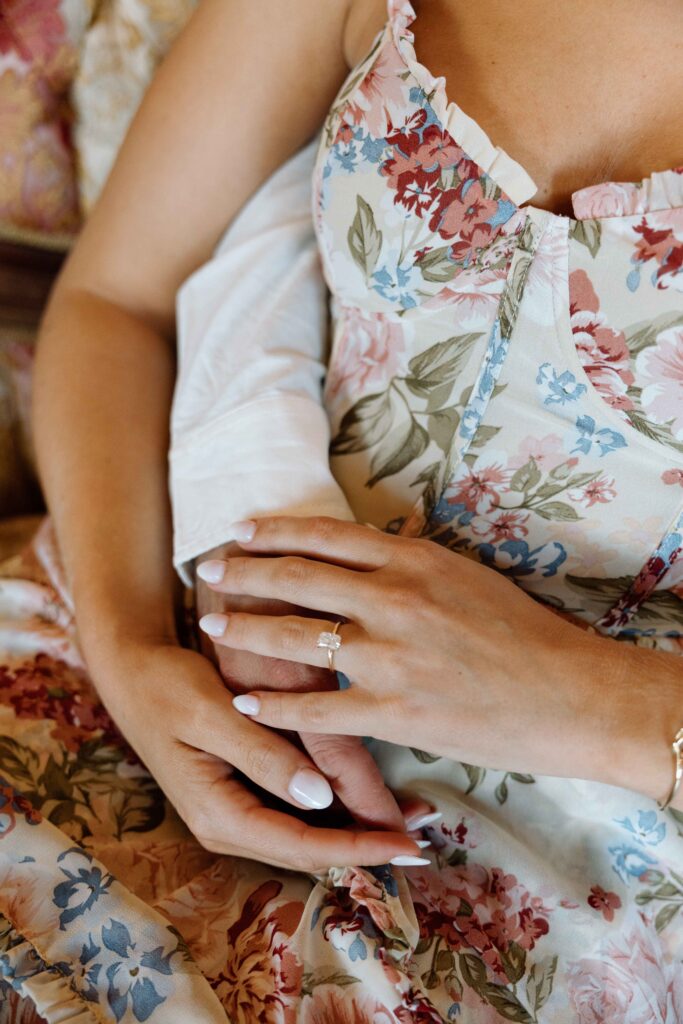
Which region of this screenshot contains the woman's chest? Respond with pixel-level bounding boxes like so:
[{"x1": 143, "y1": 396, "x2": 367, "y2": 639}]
[{"x1": 345, "y1": 0, "x2": 683, "y2": 216}]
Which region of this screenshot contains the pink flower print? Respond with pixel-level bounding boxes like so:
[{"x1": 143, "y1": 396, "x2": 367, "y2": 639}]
[
  {"x1": 447, "y1": 457, "x2": 510, "y2": 515},
  {"x1": 567, "y1": 914, "x2": 681, "y2": 1024},
  {"x1": 662, "y1": 468, "x2": 683, "y2": 486},
  {"x1": 472, "y1": 508, "x2": 530, "y2": 543},
  {"x1": 587, "y1": 886, "x2": 622, "y2": 922},
  {"x1": 569, "y1": 269, "x2": 635, "y2": 412},
  {"x1": 636, "y1": 326, "x2": 683, "y2": 440},
  {"x1": 325, "y1": 310, "x2": 406, "y2": 405},
  {"x1": 344, "y1": 42, "x2": 411, "y2": 139},
  {"x1": 509, "y1": 434, "x2": 567, "y2": 473},
  {"x1": 572, "y1": 181, "x2": 645, "y2": 220},
  {"x1": 431, "y1": 180, "x2": 498, "y2": 243},
  {"x1": 415, "y1": 125, "x2": 461, "y2": 172},
  {"x1": 302, "y1": 991, "x2": 394, "y2": 1024},
  {"x1": 569, "y1": 474, "x2": 617, "y2": 508}
]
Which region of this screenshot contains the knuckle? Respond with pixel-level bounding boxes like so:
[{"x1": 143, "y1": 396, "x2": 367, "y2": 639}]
[
  {"x1": 277, "y1": 556, "x2": 309, "y2": 593},
  {"x1": 279, "y1": 616, "x2": 307, "y2": 654},
  {"x1": 307, "y1": 516, "x2": 336, "y2": 550},
  {"x1": 226, "y1": 557, "x2": 250, "y2": 591},
  {"x1": 243, "y1": 740, "x2": 277, "y2": 783}
]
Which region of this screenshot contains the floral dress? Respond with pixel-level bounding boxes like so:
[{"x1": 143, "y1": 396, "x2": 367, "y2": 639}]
[{"x1": 2, "y1": 1, "x2": 683, "y2": 1021}]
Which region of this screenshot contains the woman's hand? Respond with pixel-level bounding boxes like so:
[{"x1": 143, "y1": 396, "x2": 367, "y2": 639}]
[
  {"x1": 87, "y1": 639, "x2": 428, "y2": 871},
  {"x1": 195, "y1": 540, "x2": 417, "y2": 833},
  {"x1": 198, "y1": 516, "x2": 681, "y2": 796}
]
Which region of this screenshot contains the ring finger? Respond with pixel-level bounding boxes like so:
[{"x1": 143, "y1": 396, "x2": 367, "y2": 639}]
[{"x1": 199, "y1": 611, "x2": 363, "y2": 675}]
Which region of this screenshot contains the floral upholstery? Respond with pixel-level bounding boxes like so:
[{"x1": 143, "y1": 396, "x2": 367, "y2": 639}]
[{"x1": 0, "y1": 0, "x2": 196, "y2": 526}]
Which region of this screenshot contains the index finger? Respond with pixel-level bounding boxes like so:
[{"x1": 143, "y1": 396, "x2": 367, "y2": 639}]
[{"x1": 226, "y1": 516, "x2": 394, "y2": 569}]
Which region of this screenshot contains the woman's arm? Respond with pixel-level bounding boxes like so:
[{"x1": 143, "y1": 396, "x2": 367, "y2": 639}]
[
  {"x1": 31, "y1": 0, "x2": 429, "y2": 868},
  {"x1": 34, "y1": 0, "x2": 352, "y2": 646}
]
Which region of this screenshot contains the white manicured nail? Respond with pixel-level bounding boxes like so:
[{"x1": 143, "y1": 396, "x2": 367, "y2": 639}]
[
  {"x1": 196, "y1": 560, "x2": 225, "y2": 584},
  {"x1": 416, "y1": 839, "x2": 432, "y2": 848},
  {"x1": 288, "y1": 768, "x2": 333, "y2": 809},
  {"x1": 403, "y1": 810, "x2": 442, "y2": 831},
  {"x1": 199, "y1": 613, "x2": 228, "y2": 638},
  {"x1": 390, "y1": 855, "x2": 431, "y2": 866},
  {"x1": 229, "y1": 520, "x2": 256, "y2": 542},
  {"x1": 232, "y1": 694, "x2": 260, "y2": 715}
]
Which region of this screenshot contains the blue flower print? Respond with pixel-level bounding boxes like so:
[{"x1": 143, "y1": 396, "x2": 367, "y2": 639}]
[
  {"x1": 536, "y1": 362, "x2": 587, "y2": 407},
  {"x1": 615, "y1": 809, "x2": 666, "y2": 847},
  {"x1": 348, "y1": 933, "x2": 367, "y2": 962},
  {"x1": 608, "y1": 843, "x2": 658, "y2": 884},
  {"x1": 570, "y1": 414, "x2": 627, "y2": 458},
  {"x1": 102, "y1": 919, "x2": 175, "y2": 1023},
  {"x1": 53, "y1": 848, "x2": 114, "y2": 930},
  {"x1": 478, "y1": 538, "x2": 567, "y2": 579},
  {"x1": 74, "y1": 935, "x2": 102, "y2": 1004},
  {"x1": 371, "y1": 254, "x2": 421, "y2": 309}
]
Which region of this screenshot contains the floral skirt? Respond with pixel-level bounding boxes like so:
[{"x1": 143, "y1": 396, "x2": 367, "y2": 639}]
[{"x1": 1, "y1": 520, "x2": 682, "y2": 1024}]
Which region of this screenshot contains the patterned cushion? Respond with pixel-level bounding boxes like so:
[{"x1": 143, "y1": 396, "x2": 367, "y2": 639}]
[
  {"x1": 0, "y1": 0, "x2": 90, "y2": 238},
  {"x1": 73, "y1": 0, "x2": 198, "y2": 212}
]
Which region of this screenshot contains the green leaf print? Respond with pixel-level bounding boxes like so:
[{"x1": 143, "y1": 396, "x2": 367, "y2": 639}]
[
  {"x1": 510, "y1": 458, "x2": 542, "y2": 493},
  {"x1": 418, "y1": 245, "x2": 459, "y2": 283},
  {"x1": 655, "y1": 903, "x2": 681, "y2": 932},
  {"x1": 570, "y1": 218, "x2": 602, "y2": 258},
  {"x1": 624, "y1": 407, "x2": 683, "y2": 454},
  {"x1": 330, "y1": 391, "x2": 393, "y2": 456},
  {"x1": 499, "y1": 244, "x2": 535, "y2": 340},
  {"x1": 367, "y1": 418, "x2": 429, "y2": 487},
  {"x1": 623, "y1": 311, "x2": 683, "y2": 358},
  {"x1": 534, "y1": 501, "x2": 580, "y2": 521},
  {"x1": 429, "y1": 408, "x2": 461, "y2": 454},
  {"x1": 565, "y1": 575, "x2": 634, "y2": 605},
  {"x1": 481, "y1": 985, "x2": 535, "y2": 1023},
  {"x1": 525, "y1": 956, "x2": 558, "y2": 1014},
  {"x1": 301, "y1": 970, "x2": 360, "y2": 997},
  {"x1": 461, "y1": 762, "x2": 486, "y2": 795},
  {"x1": 500, "y1": 942, "x2": 527, "y2": 984},
  {"x1": 406, "y1": 333, "x2": 482, "y2": 393},
  {"x1": 347, "y1": 196, "x2": 383, "y2": 279},
  {"x1": 410, "y1": 747, "x2": 442, "y2": 763}
]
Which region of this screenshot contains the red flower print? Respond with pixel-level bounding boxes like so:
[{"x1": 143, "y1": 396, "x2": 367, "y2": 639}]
[
  {"x1": 587, "y1": 885, "x2": 622, "y2": 922},
  {"x1": 0, "y1": 654, "x2": 122, "y2": 753},
  {"x1": 633, "y1": 216, "x2": 683, "y2": 289},
  {"x1": 569, "y1": 269, "x2": 634, "y2": 412}
]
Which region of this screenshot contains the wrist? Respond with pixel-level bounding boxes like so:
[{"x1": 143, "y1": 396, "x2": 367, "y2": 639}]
[{"x1": 579, "y1": 633, "x2": 683, "y2": 806}]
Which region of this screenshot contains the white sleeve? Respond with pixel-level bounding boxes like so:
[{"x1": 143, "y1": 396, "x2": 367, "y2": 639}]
[{"x1": 169, "y1": 138, "x2": 355, "y2": 585}]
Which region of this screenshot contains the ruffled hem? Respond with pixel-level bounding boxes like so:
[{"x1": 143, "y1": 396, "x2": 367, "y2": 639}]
[
  {"x1": 571, "y1": 167, "x2": 683, "y2": 220},
  {"x1": 389, "y1": 1, "x2": 683, "y2": 222},
  {"x1": 388, "y1": 0, "x2": 538, "y2": 208}
]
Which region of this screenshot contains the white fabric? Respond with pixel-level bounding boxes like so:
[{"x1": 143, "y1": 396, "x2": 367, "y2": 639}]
[{"x1": 170, "y1": 139, "x2": 354, "y2": 584}]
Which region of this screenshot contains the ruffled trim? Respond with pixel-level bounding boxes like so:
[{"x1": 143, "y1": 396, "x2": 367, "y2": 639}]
[
  {"x1": 571, "y1": 167, "x2": 683, "y2": 220},
  {"x1": 388, "y1": 0, "x2": 538, "y2": 208}
]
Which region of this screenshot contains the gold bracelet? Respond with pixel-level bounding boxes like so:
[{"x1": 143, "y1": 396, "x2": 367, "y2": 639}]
[{"x1": 657, "y1": 727, "x2": 683, "y2": 811}]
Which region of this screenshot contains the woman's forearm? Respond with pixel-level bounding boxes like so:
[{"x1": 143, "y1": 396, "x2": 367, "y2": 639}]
[{"x1": 33, "y1": 285, "x2": 180, "y2": 662}]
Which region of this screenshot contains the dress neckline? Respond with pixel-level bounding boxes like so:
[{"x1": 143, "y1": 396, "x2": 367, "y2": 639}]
[{"x1": 387, "y1": 0, "x2": 683, "y2": 222}]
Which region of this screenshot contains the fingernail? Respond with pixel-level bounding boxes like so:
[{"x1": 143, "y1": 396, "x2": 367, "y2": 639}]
[
  {"x1": 403, "y1": 810, "x2": 442, "y2": 831},
  {"x1": 390, "y1": 855, "x2": 431, "y2": 866},
  {"x1": 229, "y1": 520, "x2": 256, "y2": 543},
  {"x1": 232, "y1": 694, "x2": 260, "y2": 715},
  {"x1": 196, "y1": 560, "x2": 225, "y2": 584},
  {"x1": 198, "y1": 613, "x2": 228, "y2": 638},
  {"x1": 288, "y1": 768, "x2": 334, "y2": 809},
  {"x1": 416, "y1": 839, "x2": 432, "y2": 848}
]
